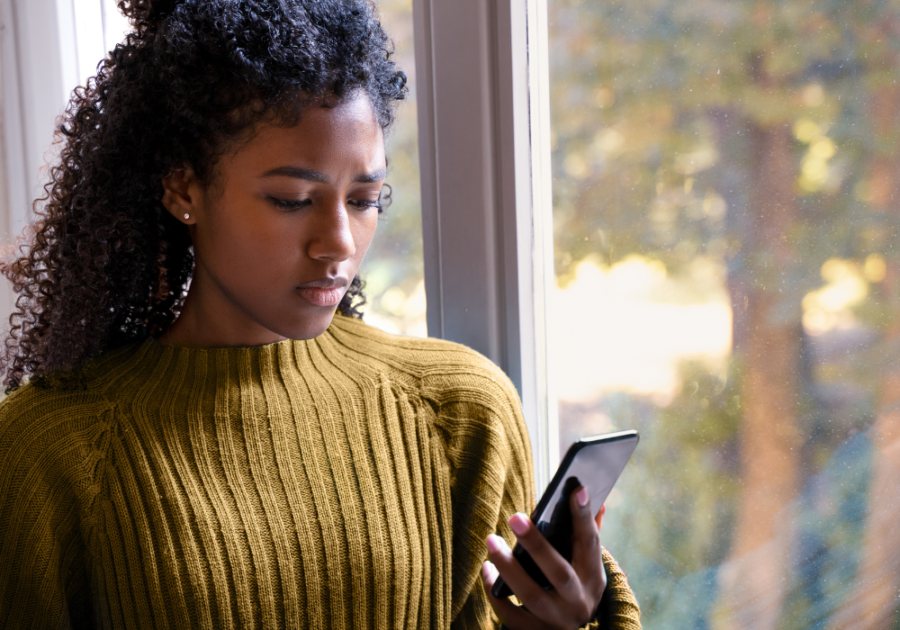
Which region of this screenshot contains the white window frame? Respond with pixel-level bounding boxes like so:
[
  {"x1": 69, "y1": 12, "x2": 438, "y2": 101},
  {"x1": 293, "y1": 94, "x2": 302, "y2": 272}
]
[
  {"x1": 412, "y1": 0, "x2": 558, "y2": 489},
  {"x1": 0, "y1": 0, "x2": 107, "y2": 316}
]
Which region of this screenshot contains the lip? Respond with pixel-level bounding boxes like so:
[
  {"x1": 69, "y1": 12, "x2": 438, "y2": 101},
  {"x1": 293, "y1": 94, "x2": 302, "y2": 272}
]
[{"x1": 296, "y1": 277, "x2": 349, "y2": 308}]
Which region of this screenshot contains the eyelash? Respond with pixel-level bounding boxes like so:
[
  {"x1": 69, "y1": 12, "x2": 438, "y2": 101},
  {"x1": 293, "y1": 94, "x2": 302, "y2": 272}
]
[{"x1": 267, "y1": 197, "x2": 383, "y2": 212}]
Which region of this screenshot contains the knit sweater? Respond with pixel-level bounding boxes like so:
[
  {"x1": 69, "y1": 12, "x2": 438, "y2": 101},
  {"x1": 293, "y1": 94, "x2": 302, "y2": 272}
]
[{"x1": 0, "y1": 314, "x2": 640, "y2": 629}]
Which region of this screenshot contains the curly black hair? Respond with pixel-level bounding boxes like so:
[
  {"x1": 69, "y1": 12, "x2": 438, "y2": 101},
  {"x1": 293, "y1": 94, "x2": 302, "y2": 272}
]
[{"x1": 0, "y1": 0, "x2": 407, "y2": 391}]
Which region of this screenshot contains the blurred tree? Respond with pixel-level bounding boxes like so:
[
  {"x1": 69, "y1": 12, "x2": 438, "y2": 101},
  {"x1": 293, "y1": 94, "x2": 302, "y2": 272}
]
[{"x1": 548, "y1": 0, "x2": 900, "y2": 627}]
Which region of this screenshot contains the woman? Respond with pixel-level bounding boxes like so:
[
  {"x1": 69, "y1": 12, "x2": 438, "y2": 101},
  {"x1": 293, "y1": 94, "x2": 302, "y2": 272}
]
[{"x1": 0, "y1": 1, "x2": 640, "y2": 628}]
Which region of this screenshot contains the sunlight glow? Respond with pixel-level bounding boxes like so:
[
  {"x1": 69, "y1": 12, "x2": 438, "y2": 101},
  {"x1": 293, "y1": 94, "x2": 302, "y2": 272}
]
[
  {"x1": 102, "y1": 0, "x2": 132, "y2": 53},
  {"x1": 802, "y1": 258, "x2": 868, "y2": 336},
  {"x1": 794, "y1": 118, "x2": 821, "y2": 143},
  {"x1": 864, "y1": 254, "x2": 887, "y2": 283},
  {"x1": 795, "y1": 118, "x2": 837, "y2": 193},
  {"x1": 594, "y1": 128, "x2": 624, "y2": 155},
  {"x1": 366, "y1": 280, "x2": 428, "y2": 338},
  {"x1": 552, "y1": 256, "x2": 732, "y2": 402}
]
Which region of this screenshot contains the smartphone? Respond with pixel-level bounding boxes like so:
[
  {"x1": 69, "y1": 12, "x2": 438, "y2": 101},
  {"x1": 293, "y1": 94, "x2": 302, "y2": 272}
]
[{"x1": 491, "y1": 429, "x2": 639, "y2": 600}]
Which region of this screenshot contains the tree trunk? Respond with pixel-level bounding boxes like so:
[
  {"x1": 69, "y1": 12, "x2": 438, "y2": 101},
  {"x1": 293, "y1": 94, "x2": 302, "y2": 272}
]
[{"x1": 714, "y1": 121, "x2": 802, "y2": 630}]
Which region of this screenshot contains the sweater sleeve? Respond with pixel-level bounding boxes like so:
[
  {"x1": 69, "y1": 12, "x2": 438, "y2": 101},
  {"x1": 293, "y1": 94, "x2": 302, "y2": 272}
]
[
  {"x1": 435, "y1": 354, "x2": 640, "y2": 630},
  {"x1": 593, "y1": 549, "x2": 642, "y2": 630},
  {"x1": 430, "y1": 357, "x2": 533, "y2": 630},
  {"x1": 0, "y1": 387, "x2": 99, "y2": 629}
]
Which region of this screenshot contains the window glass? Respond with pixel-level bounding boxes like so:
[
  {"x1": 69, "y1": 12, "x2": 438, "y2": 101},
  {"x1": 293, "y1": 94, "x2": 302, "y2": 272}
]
[
  {"x1": 548, "y1": 1, "x2": 900, "y2": 626},
  {"x1": 102, "y1": 0, "x2": 131, "y2": 54},
  {"x1": 99, "y1": 0, "x2": 426, "y2": 338},
  {"x1": 357, "y1": 0, "x2": 426, "y2": 337}
]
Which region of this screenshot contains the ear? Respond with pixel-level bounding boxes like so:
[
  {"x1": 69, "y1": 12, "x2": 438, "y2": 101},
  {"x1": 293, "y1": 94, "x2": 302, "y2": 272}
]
[{"x1": 161, "y1": 167, "x2": 200, "y2": 225}]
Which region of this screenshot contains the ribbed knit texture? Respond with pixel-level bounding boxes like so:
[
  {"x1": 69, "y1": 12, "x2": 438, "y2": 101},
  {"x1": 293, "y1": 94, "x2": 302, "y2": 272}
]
[{"x1": 0, "y1": 314, "x2": 640, "y2": 629}]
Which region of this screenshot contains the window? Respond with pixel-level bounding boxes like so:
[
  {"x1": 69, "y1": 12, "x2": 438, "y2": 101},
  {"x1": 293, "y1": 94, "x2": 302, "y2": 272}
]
[
  {"x1": 548, "y1": 1, "x2": 900, "y2": 626},
  {"x1": 357, "y1": 0, "x2": 426, "y2": 338}
]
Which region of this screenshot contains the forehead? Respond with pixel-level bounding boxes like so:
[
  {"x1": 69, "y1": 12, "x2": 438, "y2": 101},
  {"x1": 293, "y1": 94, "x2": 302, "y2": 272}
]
[{"x1": 226, "y1": 95, "x2": 386, "y2": 172}]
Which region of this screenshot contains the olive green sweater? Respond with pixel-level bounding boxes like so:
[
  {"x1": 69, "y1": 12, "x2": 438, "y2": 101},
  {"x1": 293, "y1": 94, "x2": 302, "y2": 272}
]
[{"x1": 0, "y1": 314, "x2": 640, "y2": 629}]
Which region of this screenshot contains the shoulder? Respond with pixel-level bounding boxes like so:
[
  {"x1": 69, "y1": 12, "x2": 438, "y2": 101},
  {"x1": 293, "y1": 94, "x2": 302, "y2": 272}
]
[
  {"x1": 0, "y1": 378, "x2": 109, "y2": 429},
  {"x1": 0, "y1": 364, "x2": 121, "y2": 486},
  {"x1": 326, "y1": 316, "x2": 530, "y2": 465},
  {"x1": 326, "y1": 314, "x2": 522, "y2": 411}
]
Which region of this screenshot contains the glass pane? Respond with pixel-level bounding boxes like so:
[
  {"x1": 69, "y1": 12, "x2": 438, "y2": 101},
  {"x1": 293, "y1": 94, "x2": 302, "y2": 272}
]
[
  {"x1": 358, "y1": 0, "x2": 426, "y2": 337},
  {"x1": 548, "y1": 2, "x2": 900, "y2": 627},
  {"x1": 99, "y1": 0, "x2": 426, "y2": 337},
  {"x1": 102, "y1": 0, "x2": 131, "y2": 54}
]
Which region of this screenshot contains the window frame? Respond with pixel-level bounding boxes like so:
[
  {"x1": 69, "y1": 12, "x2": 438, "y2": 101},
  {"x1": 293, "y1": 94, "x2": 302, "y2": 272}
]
[
  {"x1": 412, "y1": 0, "x2": 558, "y2": 489},
  {"x1": 1, "y1": 0, "x2": 111, "y2": 234},
  {"x1": 0, "y1": 0, "x2": 77, "y2": 318}
]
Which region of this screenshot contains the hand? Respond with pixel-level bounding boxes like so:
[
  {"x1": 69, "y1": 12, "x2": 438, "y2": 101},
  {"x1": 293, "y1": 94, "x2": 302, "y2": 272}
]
[{"x1": 481, "y1": 487, "x2": 608, "y2": 630}]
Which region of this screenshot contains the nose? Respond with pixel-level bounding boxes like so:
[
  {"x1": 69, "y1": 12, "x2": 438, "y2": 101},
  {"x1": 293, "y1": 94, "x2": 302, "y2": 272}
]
[{"x1": 306, "y1": 200, "x2": 356, "y2": 263}]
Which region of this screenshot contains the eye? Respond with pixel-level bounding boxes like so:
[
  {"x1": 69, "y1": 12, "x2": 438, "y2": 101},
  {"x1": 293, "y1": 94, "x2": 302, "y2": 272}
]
[
  {"x1": 348, "y1": 199, "x2": 384, "y2": 212},
  {"x1": 268, "y1": 196, "x2": 312, "y2": 211}
]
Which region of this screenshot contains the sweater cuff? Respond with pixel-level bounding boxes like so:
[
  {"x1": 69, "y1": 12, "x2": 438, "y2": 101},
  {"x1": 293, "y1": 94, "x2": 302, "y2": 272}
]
[
  {"x1": 498, "y1": 547, "x2": 641, "y2": 630},
  {"x1": 588, "y1": 547, "x2": 642, "y2": 630}
]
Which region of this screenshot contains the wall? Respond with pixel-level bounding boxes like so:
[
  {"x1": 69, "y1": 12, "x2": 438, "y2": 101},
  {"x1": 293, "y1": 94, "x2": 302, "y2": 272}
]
[{"x1": 0, "y1": 0, "x2": 105, "y2": 327}]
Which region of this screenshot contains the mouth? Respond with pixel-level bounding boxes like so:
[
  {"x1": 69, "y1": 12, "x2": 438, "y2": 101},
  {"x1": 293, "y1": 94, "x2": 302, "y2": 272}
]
[{"x1": 295, "y1": 277, "x2": 349, "y2": 308}]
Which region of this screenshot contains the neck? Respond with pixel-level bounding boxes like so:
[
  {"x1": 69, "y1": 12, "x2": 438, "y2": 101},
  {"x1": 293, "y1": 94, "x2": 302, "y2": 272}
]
[{"x1": 159, "y1": 274, "x2": 287, "y2": 349}]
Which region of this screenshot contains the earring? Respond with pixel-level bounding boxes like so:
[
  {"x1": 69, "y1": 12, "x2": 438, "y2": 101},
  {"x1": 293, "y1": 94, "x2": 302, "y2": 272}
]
[{"x1": 183, "y1": 213, "x2": 190, "y2": 220}]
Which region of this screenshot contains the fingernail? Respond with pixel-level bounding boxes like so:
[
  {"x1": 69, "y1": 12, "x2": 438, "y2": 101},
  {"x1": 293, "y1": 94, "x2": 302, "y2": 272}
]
[
  {"x1": 508, "y1": 513, "x2": 530, "y2": 537},
  {"x1": 486, "y1": 534, "x2": 506, "y2": 555},
  {"x1": 576, "y1": 486, "x2": 589, "y2": 507}
]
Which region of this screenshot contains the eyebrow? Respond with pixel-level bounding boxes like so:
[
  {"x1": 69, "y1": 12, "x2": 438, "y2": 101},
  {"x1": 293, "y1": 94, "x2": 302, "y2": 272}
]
[{"x1": 262, "y1": 166, "x2": 387, "y2": 184}]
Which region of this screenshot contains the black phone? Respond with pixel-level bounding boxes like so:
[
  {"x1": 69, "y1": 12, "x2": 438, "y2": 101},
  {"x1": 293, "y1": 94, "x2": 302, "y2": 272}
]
[{"x1": 491, "y1": 429, "x2": 639, "y2": 600}]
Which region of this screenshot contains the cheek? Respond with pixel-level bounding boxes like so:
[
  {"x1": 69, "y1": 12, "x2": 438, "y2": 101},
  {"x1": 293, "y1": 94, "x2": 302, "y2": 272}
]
[
  {"x1": 352, "y1": 213, "x2": 380, "y2": 260},
  {"x1": 201, "y1": 208, "x2": 299, "y2": 284}
]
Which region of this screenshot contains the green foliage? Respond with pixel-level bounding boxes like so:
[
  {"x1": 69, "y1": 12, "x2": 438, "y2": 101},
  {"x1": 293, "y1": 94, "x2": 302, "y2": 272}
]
[{"x1": 549, "y1": 0, "x2": 900, "y2": 298}]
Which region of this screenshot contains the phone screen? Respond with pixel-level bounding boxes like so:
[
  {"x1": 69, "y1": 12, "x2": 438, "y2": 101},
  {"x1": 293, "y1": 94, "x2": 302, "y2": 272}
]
[
  {"x1": 532, "y1": 430, "x2": 638, "y2": 528},
  {"x1": 491, "y1": 429, "x2": 639, "y2": 600}
]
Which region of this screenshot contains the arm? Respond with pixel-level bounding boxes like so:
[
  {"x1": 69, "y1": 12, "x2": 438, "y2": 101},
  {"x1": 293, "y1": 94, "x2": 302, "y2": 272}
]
[
  {"x1": 431, "y1": 351, "x2": 640, "y2": 630},
  {"x1": 0, "y1": 390, "x2": 94, "y2": 629},
  {"x1": 430, "y1": 358, "x2": 534, "y2": 630},
  {"x1": 593, "y1": 549, "x2": 641, "y2": 630}
]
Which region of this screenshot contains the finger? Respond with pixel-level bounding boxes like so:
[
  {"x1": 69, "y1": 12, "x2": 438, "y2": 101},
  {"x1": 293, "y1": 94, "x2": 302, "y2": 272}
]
[
  {"x1": 481, "y1": 561, "x2": 510, "y2": 623},
  {"x1": 485, "y1": 533, "x2": 558, "y2": 616},
  {"x1": 507, "y1": 513, "x2": 581, "y2": 600},
  {"x1": 482, "y1": 561, "x2": 533, "y2": 628},
  {"x1": 570, "y1": 487, "x2": 604, "y2": 589}
]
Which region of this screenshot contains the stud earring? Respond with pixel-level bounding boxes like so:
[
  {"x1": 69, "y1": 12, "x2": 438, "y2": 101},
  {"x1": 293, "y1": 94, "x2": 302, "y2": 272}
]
[{"x1": 183, "y1": 213, "x2": 190, "y2": 220}]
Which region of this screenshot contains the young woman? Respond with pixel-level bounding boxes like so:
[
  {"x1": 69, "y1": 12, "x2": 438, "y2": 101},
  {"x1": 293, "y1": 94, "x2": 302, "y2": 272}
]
[{"x1": 0, "y1": 1, "x2": 641, "y2": 628}]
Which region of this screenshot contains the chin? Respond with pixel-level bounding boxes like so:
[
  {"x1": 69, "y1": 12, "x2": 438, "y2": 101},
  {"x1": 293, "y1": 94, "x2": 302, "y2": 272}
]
[{"x1": 275, "y1": 309, "x2": 339, "y2": 341}]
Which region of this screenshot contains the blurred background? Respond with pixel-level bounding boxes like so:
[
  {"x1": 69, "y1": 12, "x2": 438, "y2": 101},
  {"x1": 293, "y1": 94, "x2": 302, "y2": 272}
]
[
  {"x1": 4, "y1": 0, "x2": 899, "y2": 628},
  {"x1": 354, "y1": 0, "x2": 426, "y2": 338},
  {"x1": 547, "y1": 1, "x2": 900, "y2": 629}
]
